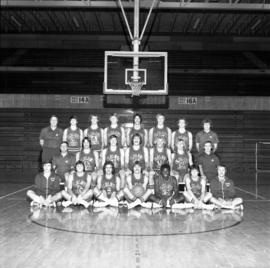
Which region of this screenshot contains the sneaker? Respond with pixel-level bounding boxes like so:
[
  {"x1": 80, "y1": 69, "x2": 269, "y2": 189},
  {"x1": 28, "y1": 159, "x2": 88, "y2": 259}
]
[
  {"x1": 62, "y1": 200, "x2": 72, "y2": 208},
  {"x1": 30, "y1": 201, "x2": 40, "y2": 207}
]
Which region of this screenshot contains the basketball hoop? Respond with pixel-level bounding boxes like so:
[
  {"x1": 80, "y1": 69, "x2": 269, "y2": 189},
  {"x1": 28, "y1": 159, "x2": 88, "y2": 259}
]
[{"x1": 128, "y1": 81, "x2": 143, "y2": 97}]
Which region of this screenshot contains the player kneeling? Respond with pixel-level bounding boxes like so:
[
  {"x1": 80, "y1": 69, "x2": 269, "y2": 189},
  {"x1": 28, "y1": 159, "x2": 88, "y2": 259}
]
[
  {"x1": 26, "y1": 161, "x2": 62, "y2": 207},
  {"x1": 123, "y1": 162, "x2": 153, "y2": 209},
  {"x1": 61, "y1": 161, "x2": 93, "y2": 208},
  {"x1": 93, "y1": 161, "x2": 124, "y2": 207},
  {"x1": 183, "y1": 166, "x2": 214, "y2": 210},
  {"x1": 210, "y1": 165, "x2": 243, "y2": 210},
  {"x1": 149, "y1": 164, "x2": 194, "y2": 209}
]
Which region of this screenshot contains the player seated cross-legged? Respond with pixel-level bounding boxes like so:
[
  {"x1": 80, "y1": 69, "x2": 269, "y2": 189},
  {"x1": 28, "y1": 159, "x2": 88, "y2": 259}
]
[
  {"x1": 26, "y1": 161, "x2": 62, "y2": 207},
  {"x1": 93, "y1": 160, "x2": 124, "y2": 207},
  {"x1": 183, "y1": 166, "x2": 214, "y2": 210},
  {"x1": 210, "y1": 165, "x2": 243, "y2": 210},
  {"x1": 149, "y1": 164, "x2": 194, "y2": 209},
  {"x1": 123, "y1": 161, "x2": 153, "y2": 209},
  {"x1": 61, "y1": 161, "x2": 93, "y2": 208}
]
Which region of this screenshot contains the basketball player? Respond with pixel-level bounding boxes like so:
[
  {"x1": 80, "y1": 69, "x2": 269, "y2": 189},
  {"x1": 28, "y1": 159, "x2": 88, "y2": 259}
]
[
  {"x1": 27, "y1": 161, "x2": 62, "y2": 207},
  {"x1": 104, "y1": 113, "x2": 125, "y2": 148},
  {"x1": 149, "y1": 113, "x2": 172, "y2": 148},
  {"x1": 84, "y1": 114, "x2": 104, "y2": 158},
  {"x1": 125, "y1": 133, "x2": 149, "y2": 176},
  {"x1": 149, "y1": 136, "x2": 171, "y2": 190},
  {"x1": 61, "y1": 161, "x2": 93, "y2": 208},
  {"x1": 52, "y1": 141, "x2": 75, "y2": 184},
  {"x1": 171, "y1": 117, "x2": 193, "y2": 152},
  {"x1": 101, "y1": 134, "x2": 125, "y2": 188},
  {"x1": 63, "y1": 115, "x2": 83, "y2": 156},
  {"x1": 126, "y1": 113, "x2": 148, "y2": 147},
  {"x1": 171, "y1": 138, "x2": 193, "y2": 184},
  {"x1": 197, "y1": 141, "x2": 220, "y2": 182},
  {"x1": 195, "y1": 118, "x2": 219, "y2": 154},
  {"x1": 39, "y1": 115, "x2": 63, "y2": 162},
  {"x1": 183, "y1": 166, "x2": 214, "y2": 210},
  {"x1": 210, "y1": 165, "x2": 243, "y2": 209},
  {"x1": 149, "y1": 164, "x2": 193, "y2": 209},
  {"x1": 93, "y1": 161, "x2": 124, "y2": 207},
  {"x1": 76, "y1": 137, "x2": 99, "y2": 187},
  {"x1": 123, "y1": 162, "x2": 153, "y2": 209}
]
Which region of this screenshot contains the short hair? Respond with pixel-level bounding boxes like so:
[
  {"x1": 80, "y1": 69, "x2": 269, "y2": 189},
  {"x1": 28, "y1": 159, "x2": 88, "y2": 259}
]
[
  {"x1": 131, "y1": 133, "x2": 142, "y2": 145},
  {"x1": 89, "y1": 114, "x2": 98, "y2": 122},
  {"x1": 103, "y1": 160, "x2": 115, "y2": 175},
  {"x1": 156, "y1": 113, "x2": 165, "y2": 120},
  {"x1": 178, "y1": 117, "x2": 188, "y2": 127},
  {"x1": 109, "y1": 134, "x2": 118, "y2": 145},
  {"x1": 204, "y1": 140, "x2": 213, "y2": 147},
  {"x1": 201, "y1": 118, "x2": 213, "y2": 128},
  {"x1": 50, "y1": 115, "x2": 58, "y2": 122},
  {"x1": 69, "y1": 115, "x2": 78, "y2": 122},
  {"x1": 132, "y1": 161, "x2": 142, "y2": 173},
  {"x1": 110, "y1": 113, "x2": 119, "y2": 120},
  {"x1": 60, "y1": 141, "x2": 69, "y2": 147},
  {"x1": 42, "y1": 161, "x2": 52, "y2": 166},
  {"x1": 217, "y1": 165, "x2": 227, "y2": 172},
  {"x1": 82, "y1": 137, "x2": 91, "y2": 149},
  {"x1": 133, "y1": 113, "x2": 142, "y2": 123},
  {"x1": 75, "y1": 160, "x2": 85, "y2": 171},
  {"x1": 160, "y1": 163, "x2": 171, "y2": 173}
]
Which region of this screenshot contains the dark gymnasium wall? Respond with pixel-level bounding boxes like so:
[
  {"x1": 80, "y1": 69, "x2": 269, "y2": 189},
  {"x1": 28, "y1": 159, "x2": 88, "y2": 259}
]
[{"x1": 0, "y1": 97, "x2": 270, "y2": 184}]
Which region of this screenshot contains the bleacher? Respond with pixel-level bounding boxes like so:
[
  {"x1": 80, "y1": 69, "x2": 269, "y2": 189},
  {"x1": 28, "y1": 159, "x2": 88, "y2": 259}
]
[{"x1": 1, "y1": 107, "x2": 270, "y2": 184}]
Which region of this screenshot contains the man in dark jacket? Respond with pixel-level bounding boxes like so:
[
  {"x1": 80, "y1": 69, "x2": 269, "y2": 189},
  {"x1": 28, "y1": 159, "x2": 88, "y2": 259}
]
[{"x1": 210, "y1": 165, "x2": 243, "y2": 209}]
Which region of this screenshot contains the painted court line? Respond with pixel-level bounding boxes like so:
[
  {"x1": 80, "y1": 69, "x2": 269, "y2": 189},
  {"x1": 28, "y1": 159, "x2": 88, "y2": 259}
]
[
  {"x1": 0, "y1": 185, "x2": 34, "y2": 200},
  {"x1": 235, "y1": 186, "x2": 266, "y2": 200}
]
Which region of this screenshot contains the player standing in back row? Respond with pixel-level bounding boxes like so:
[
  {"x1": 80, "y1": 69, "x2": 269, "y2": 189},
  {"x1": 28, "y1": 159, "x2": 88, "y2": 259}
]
[{"x1": 149, "y1": 114, "x2": 172, "y2": 148}]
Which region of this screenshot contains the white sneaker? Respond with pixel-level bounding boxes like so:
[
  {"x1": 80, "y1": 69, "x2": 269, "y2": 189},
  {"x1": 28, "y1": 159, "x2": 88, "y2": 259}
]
[{"x1": 62, "y1": 201, "x2": 72, "y2": 208}]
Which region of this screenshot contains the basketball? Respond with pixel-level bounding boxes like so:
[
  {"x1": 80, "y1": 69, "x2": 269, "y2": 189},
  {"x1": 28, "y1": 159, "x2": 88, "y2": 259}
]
[{"x1": 132, "y1": 184, "x2": 145, "y2": 198}]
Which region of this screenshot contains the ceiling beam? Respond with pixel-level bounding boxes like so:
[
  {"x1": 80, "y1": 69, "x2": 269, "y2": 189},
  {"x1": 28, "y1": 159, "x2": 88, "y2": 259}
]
[
  {"x1": 2, "y1": 34, "x2": 270, "y2": 51},
  {"x1": 1, "y1": 66, "x2": 270, "y2": 75},
  {"x1": 1, "y1": 1, "x2": 270, "y2": 11}
]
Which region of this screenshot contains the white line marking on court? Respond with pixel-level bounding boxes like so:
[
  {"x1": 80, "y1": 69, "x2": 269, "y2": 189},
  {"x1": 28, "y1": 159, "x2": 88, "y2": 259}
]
[
  {"x1": 0, "y1": 184, "x2": 34, "y2": 200},
  {"x1": 235, "y1": 186, "x2": 266, "y2": 200}
]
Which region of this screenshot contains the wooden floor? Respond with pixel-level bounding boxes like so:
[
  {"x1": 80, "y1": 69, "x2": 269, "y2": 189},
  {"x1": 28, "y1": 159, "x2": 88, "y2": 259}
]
[{"x1": 0, "y1": 181, "x2": 269, "y2": 268}]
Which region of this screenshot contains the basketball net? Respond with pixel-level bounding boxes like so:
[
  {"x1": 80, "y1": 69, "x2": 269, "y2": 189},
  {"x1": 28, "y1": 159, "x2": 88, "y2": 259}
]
[{"x1": 129, "y1": 81, "x2": 143, "y2": 97}]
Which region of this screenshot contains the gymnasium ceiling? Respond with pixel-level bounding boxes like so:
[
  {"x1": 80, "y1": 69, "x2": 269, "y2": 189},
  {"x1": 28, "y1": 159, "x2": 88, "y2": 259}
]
[
  {"x1": 1, "y1": 0, "x2": 270, "y2": 95},
  {"x1": 1, "y1": 0, "x2": 270, "y2": 51}
]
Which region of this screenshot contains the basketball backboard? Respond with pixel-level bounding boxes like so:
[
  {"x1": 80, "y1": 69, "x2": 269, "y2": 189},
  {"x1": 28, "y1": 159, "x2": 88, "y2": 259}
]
[{"x1": 104, "y1": 51, "x2": 168, "y2": 95}]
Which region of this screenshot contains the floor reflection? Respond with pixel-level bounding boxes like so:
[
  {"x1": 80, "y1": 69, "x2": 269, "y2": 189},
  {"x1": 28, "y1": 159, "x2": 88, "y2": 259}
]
[{"x1": 29, "y1": 206, "x2": 243, "y2": 236}]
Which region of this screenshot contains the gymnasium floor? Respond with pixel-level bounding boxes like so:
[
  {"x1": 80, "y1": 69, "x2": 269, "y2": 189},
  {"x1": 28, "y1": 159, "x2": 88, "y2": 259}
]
[{"x1": 0, "y1": 180, "x2": 269, "y2": 268}]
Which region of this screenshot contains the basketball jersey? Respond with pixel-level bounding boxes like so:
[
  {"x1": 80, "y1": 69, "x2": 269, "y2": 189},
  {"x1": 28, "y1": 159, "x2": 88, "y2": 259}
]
[
  {"x1": 86, "y1": 127, "x2": 102, "y2": 151},
  {"x1": 159, "y1": 176, "x2": 174, "y2": 197},
  {"x1": 106, "y1": 126, "x2": 122, "y2": 147},
  {"x1": 131, "y1": 174, "x2": 144, "y2": 186},
  {"x1": 152, "y1": 147, "x2": 169, "y2": 172},
  {"x1": 172, "y1": 151, "x2": 189, "y2": 182},
  {"x1": 72, "y1": 172, "x2": 88, "y2": 196},
  {"x1": 105, "y1": 147, "x2": 121, "y2": 173},
  {"x1": 66, "y1": 128, "x2": 81, "y2": 153},
  {"x1": 190, "y1": 176, "x2": 202, "y2": 198},
  {"x1": 101, "y1": 175, "x2": 117, "y2": 196},
  {"x1": 128, "y1": 146, "x2": 146, "y2": 170},
  {"x1": 174, "y1": 130, "x2": 190, "y2": 151},
  {"x1": 129, "y1": 127, "x2": 146, "y2": 146},
  {"x1": 152, "y1": 126, "x2": 169, "y2": 147},
  {"x1": 78, "y1": 150, "x2": 96, "y2": 172}
]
